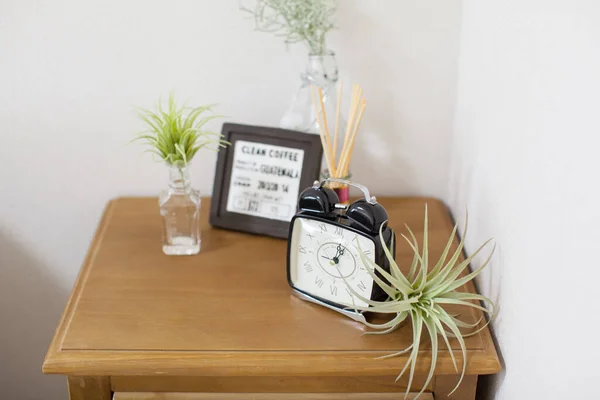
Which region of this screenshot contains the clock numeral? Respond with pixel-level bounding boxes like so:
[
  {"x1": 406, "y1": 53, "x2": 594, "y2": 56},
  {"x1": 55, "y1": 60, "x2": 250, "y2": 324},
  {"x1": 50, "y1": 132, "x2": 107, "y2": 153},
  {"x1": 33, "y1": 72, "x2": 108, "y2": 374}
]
[
  {"x1": 357, "y1": 280, "x2": 367, "y2": 292},
  {"x1": 307, "y1": 233, "x2": 315, "y2": 241},
  {"x1": 319, "y1": 224, "x2": 327, "y2": 233},
  {"x1": 363, "y1": 250, "x2": 372, "y2": 256},
  {"x1": 299, "y1": 245, "x2": 307, "y2": 254},
  {"x1": 330, "y1": 285, "x2": 338, "y2": 296},
  {"x1": 315, "y1": 276, "x2": 324, "y2": 288},
  {"x1": 334, "y1": 226, "x2": 343, "y2": 236},
  {"x1": 304, "y1": 261, "x2": 313, "y2": 273},
  {"x1": 345, "y1": 288, "x2": 353, "y2": 297}
]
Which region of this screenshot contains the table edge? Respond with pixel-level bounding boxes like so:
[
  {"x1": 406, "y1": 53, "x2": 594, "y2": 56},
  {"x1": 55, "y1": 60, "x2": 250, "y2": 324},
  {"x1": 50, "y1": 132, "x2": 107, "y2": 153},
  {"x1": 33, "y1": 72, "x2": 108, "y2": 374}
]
[{"x1": 43, "y1": 348, "x2": 501, "y2": 376}]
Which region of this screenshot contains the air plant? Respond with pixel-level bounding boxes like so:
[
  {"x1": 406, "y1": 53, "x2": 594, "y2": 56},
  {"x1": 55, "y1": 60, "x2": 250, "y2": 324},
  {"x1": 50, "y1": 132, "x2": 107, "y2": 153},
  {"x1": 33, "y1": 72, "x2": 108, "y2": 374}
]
[
  {"x1": 134, "y1": 94, "x2": 229, "y2": 167},
  {"x1": 344, "y1": 205, "x2": 495, "y2": 400},
  {"x1": 241, "y1": 0, "x2": 337, "y2": 56}
]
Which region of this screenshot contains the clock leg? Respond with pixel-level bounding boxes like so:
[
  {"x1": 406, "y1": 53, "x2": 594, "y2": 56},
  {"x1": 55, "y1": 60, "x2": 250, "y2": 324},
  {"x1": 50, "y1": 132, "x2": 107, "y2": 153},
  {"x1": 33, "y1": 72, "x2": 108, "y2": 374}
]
[
  {"x1": 433, "y1": 375, "x2": 477, "y2": 400},
  {"x1": 68, "y1": 376, "x2": 112, "y2": 400}
]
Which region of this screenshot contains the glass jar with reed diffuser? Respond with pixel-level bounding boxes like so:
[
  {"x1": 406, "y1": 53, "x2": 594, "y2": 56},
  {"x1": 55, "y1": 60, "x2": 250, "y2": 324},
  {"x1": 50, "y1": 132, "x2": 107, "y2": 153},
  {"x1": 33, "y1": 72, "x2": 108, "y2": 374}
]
[
  {"x1": 321, "y1": 170, "x2": 352, "y2": 205},
  {"x1": 312, "y1": 83, "x2": 367, "y2": 205}
]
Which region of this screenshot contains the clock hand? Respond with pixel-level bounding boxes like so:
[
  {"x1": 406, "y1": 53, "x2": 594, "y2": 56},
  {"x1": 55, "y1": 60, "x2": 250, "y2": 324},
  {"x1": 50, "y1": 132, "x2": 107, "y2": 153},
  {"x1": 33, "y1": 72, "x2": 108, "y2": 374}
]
[{"x1": 336, "y1": 244, "x2": 345, "y2": 258}]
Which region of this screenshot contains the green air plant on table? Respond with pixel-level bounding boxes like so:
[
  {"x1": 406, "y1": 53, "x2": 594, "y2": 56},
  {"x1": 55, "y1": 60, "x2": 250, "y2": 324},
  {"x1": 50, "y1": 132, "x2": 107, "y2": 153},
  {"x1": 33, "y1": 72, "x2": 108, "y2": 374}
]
[
  {"x1": 241, "y1": 0, "x2": 341, "y2": 133},
  {"x1": 134, "y1": 94, "x2": 229, "y2": 256},
  {"x1": 344, "y1": 206, "x2": 495, "y2": 400},
  {"x1": 134, "y1": 94, "x2": 229, "y2": 166}
]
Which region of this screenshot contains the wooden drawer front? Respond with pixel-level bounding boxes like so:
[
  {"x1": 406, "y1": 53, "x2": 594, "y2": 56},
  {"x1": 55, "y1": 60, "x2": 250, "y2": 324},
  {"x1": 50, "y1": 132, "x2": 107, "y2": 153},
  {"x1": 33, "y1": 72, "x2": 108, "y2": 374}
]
[
  {"x1": 111, "y1": 376, "x2": 431, "y2": 394},
  {"x1": 114, "y1": 393, "x2": 433, "y2": 400}
]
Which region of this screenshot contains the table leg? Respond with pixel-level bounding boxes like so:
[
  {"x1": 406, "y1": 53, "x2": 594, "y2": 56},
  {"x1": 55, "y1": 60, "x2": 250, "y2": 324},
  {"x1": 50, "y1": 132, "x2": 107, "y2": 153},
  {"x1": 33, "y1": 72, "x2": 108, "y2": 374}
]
[
  {"x1": 433, "y1": 375, "x2": 477, "y2": 400},
  {"x1": 68, "y1": 376, "x2": 112, "y2": 400}
]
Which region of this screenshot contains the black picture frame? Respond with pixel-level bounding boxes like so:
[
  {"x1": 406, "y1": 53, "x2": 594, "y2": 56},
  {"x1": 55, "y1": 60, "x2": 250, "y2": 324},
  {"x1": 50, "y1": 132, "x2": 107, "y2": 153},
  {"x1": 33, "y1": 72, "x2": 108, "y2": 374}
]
[{"x1": 210, "y1": 123, "x2": 323, "y2": 239}]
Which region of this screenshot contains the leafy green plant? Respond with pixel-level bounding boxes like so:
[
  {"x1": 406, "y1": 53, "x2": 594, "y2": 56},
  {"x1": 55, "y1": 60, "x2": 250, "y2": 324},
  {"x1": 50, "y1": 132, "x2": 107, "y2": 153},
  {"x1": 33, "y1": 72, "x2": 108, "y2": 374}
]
[
  {"x1": 241, "y1": 0, "x2": 337, "y2": 55},
  {"x1": 134, "y1": 95, "x2": 229, "y2": 166},
  {"x1": 344, "y1": 206, "x2": 495, "y2": 400}
]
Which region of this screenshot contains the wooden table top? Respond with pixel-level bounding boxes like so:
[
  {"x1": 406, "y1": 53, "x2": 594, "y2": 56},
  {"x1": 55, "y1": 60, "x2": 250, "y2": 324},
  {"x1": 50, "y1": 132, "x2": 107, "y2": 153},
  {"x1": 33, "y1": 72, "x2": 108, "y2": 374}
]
[{"x1": 43, "y1": 197, "x2": 500, "y2": 377}]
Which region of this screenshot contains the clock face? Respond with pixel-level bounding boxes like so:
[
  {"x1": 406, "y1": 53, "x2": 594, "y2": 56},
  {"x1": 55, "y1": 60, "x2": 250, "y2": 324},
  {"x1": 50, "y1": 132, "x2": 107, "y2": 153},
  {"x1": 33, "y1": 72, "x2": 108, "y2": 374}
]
[{"x1": 289, "y1": 217, "x2": 376, "y2": 308}]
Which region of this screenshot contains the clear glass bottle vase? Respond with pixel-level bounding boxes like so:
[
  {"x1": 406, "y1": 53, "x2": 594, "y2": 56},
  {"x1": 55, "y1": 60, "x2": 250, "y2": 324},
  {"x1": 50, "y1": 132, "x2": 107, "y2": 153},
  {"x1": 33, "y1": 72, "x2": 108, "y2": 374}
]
[
  {"x1": 280, "y1": 50, "x2": 341, "y2": 134},
  {"x1": 159, "y1": 164, "x2": 201, "y2": 255}
]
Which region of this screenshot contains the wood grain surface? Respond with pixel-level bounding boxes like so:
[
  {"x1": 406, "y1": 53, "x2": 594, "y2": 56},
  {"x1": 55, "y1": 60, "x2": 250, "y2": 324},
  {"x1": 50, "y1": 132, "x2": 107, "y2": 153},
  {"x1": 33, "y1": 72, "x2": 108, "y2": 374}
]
[
  {"x1": 68, "y1": 376, "x2": 111, "y2": 400},
  {"x1": 110, "y1": 375, "x2": 432, "y2": 393},
  {"x1": 113, "y1": 393, "x2": 434, "y2": 400},
  {"x1": 43, "y1": 197, "x2": 500, "y2": 377}
]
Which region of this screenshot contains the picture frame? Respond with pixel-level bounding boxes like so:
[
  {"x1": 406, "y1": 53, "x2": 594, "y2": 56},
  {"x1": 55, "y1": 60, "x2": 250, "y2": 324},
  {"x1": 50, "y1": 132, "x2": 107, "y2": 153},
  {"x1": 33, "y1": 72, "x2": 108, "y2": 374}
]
[{"x1": 210, "y1": 123, "x2": 323, "y2": 239}]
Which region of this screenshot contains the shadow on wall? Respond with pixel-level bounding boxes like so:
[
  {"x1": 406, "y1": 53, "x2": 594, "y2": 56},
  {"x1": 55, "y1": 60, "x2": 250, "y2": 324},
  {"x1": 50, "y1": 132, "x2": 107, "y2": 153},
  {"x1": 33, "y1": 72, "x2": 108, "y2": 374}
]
[
  {"x1": 0, "y1": 230, "x2": 69, "y2": 400},
  {"x1": 474, "y1": 268, "x2": 507, "y2": 400},
  {"x1": 450, "y1": 157, "x2": 507, "y2": 400}
]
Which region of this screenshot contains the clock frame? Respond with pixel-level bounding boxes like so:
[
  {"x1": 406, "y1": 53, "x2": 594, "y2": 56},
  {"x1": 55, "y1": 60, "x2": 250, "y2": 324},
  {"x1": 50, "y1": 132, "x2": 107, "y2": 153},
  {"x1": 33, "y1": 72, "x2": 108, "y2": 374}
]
[{"x1": 286, "y1": 212, "x2": 396, "y2": 315}]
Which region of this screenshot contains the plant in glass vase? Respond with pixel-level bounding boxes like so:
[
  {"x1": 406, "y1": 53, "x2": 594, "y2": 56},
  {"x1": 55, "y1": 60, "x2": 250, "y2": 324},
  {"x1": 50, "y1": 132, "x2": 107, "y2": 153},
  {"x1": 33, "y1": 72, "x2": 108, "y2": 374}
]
[
  {"x1": 134, "y1": 95, "x2": 229, "y2": 255},
  {"x1": 241, "y1": 0, "x2": 340, "y2": 133}
]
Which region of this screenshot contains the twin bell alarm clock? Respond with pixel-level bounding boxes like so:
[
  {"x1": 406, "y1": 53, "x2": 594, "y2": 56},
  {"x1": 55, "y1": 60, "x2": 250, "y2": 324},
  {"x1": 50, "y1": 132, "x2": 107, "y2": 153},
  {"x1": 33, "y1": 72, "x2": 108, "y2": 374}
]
[{"x1": 286, "y1": 178, "x2": 396, "y2": 322}]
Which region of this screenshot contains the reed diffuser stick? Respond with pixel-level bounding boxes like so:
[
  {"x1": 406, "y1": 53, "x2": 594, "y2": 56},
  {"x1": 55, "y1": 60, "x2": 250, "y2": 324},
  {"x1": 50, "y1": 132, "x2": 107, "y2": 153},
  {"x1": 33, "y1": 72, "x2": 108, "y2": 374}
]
[
  {"x1": 310, "y1": 86, "x2": 335, "y2": 175},
  {"x1": 317, "y1": 86, "x2": 335, "y2": 175},
  {"x1": 332, "y1": 79, "x2": 343, "y2": 168},
  {"x1": 338, "y1": 85, "x2": 358, "y2": 173},
  {"x1": 341, "y1": 100, "x2": 366, "y2": 177},
  {"x1": 338, "y1": 84, "x2": 362, "y2": 175},
  {"x1": 310, "y1": 82, "x2": 366, "y2": 181}
]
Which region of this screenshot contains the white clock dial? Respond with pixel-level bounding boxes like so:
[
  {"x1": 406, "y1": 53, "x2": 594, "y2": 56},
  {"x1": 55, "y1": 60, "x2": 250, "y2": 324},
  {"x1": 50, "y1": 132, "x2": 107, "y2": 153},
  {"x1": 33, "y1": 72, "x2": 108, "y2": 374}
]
[
  {"x1": 317, "y1": 242, "x2": 356, "y2": 278},
  {"x1": 289, "y1": 217, "x2": 376, "y2": 308}
]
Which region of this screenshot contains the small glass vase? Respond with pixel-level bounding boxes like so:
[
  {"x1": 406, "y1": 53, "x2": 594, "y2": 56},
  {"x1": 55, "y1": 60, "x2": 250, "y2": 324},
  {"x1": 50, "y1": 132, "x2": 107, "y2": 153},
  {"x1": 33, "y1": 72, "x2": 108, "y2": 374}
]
[
  {"x1": 159, "y1": 164, "x2": 201, "y2": 255},
  {"x1": 280, "y1": 50, "x2": 341, "y2": 134}
]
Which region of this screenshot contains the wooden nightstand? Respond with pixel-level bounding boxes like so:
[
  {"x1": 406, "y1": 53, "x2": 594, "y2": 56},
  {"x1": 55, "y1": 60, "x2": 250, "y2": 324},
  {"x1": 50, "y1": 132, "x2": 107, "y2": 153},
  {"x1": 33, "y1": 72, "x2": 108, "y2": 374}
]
[{"x1": 43, "y1": 197, "x2": 500, "y2": 400}]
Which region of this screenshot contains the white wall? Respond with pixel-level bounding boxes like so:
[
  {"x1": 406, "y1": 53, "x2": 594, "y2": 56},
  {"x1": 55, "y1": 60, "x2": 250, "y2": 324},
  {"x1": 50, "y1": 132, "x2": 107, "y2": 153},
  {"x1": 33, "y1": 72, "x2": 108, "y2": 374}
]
[
  {"x1": 5, "y1": 1, "x2": 599, "y2": 399},
  {"x1": 0, "y1": 1, "x2": 461, "y2": 398},
  {"x1": 450, "y1": 1, "x2": 600, "y2": 399}
]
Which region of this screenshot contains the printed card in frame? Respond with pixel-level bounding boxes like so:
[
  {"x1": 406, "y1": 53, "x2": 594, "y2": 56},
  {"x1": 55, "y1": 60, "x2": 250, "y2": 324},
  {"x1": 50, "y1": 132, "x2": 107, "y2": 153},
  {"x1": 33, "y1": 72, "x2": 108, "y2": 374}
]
[{"x1": 210, "y1": 123, "x2": 323, "y2": 238}]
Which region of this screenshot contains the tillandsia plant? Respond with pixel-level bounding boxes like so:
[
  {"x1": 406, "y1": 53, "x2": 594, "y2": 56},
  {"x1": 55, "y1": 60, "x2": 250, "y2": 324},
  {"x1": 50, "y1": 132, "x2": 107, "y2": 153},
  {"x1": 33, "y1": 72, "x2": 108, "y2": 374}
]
[
  {"x1": 134, "y1": 94, "x2": 229, "y2": 167},
  {"x1": 343, "y1": 205, "x2": 496, "y2": 400},
  {"x1": 241, "y1": 0, "x2": 337, "y2": 55}
]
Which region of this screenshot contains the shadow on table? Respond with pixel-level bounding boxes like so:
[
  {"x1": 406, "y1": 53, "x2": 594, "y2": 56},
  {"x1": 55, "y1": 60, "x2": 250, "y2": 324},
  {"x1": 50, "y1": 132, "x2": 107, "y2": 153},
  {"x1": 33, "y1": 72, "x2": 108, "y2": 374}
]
[{"x1": 0, "y1": 229, "x2": 69, "y2": 400}]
